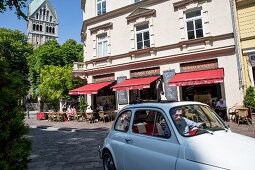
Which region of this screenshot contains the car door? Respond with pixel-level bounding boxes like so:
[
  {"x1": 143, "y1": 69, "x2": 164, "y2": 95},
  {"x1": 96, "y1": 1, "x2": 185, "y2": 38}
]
[
  {"x1": 109, "y1": 110, "x2": 132, "y2": 170},
  {"x1": 124, "y1": 108, "x2": 180, "y2": 170}
]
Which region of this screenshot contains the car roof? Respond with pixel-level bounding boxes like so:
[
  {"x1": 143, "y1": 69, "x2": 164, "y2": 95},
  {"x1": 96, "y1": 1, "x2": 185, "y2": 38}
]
[{"x1": 122, "y1": 101, "x2": 207, "y2": 111}]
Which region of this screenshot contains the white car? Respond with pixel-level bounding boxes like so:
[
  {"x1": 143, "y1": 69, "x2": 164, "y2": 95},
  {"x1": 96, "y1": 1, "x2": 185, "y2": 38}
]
[{"x1": 99, "y1": 101, "x2": 255, "y2": 170}]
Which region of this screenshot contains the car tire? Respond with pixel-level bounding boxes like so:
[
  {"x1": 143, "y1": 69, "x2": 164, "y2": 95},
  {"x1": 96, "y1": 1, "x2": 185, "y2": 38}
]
[{"x1": 103, "y1": 150, "x2": 116, "y2": 170}]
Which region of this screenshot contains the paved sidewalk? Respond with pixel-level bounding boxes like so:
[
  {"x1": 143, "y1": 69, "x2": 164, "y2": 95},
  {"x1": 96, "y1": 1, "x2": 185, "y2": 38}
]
[{"x1": 25, "y1": 112, "x2": 255, "y2": 138}]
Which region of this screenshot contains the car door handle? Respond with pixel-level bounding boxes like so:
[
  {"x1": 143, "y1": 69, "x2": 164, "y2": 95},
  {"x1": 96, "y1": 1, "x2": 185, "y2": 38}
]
[{"x1": 125, "y1": 138, "x2": 133, "y2": 143}]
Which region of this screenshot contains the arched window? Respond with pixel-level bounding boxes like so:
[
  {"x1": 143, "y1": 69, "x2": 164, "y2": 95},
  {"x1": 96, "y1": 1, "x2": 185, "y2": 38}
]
[
  {"x1": 40, "y1": 9, "x2": 42, "y2": 15},
  {"x1": 52, "y1": 27, "x2": 55, "y2": 34},
  {"x1": 46, "y1": 10, "x2": 49, "y2": 16},
  {"x1": 36, "y1": 25, "x2": 39, "y2": 31},
  {"x1": 49, "y1": 27, "x2": 52, "y2": 33},
  {"x1": 36, "y1": 13, "x2": 39, "y2": 19},
  {"x1": 46, "y1": 26, "x2": 48, "y2": 33},
  {"x1": 33, "y1": 24, "x2": 36, "y2": 30},
  {"x1": 40, "y1": 25, "x2": 42, "y2": 32},
  {"x1": 43, "y1": 9, "x2": 46, "y2": 15},
  {"x1": 50, "y1": 16, "x2": 52, "y2": 22}
]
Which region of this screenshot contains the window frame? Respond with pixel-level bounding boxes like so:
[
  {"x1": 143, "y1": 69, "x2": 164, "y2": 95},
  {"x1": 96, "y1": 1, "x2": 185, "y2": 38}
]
[
  {"x1": 114, "y1": 110, "x2": 132, "y2": 132},
  {"x1": 97, "y1": 0, "x2": 106, "y2": 16},
  {"x1": 132, "y1": 108, "x2": 171, "y2": 139},
  {"x1": 185, "y1": 9, "x2": 204, "y2": 40},
  {"x1": 97, "y1": 33, "x2": 108, "y2": 57},
  {"x1": 135, "y1": 23, "x2": 150, "y2": 50}
]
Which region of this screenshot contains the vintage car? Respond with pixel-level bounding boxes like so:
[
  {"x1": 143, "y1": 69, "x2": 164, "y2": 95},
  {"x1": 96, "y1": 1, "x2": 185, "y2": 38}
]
[{"x1": 99, "y1": 101, "x2": 255, "y2": 170}]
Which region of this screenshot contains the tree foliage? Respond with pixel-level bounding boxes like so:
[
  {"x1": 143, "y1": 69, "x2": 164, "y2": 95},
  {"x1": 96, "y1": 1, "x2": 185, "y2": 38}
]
[
  {"x1": 27, "y1": 39, "x2": 83, "y2": 94},
  {"x1": 61, "y1": 39, "x2": 83, "y2": 66},
  {"x1": 243, "y1": 86, "x2": 255, "y2": 112},
  {"x1": 38, "y1": 65, "x2": 82, "y2": 107},
  {"x1": 0, "y1": 0, "x2": 28, "y2": 20},
  {"x1": 0, "y1": 28, "x2": 32, "y2": 169}
]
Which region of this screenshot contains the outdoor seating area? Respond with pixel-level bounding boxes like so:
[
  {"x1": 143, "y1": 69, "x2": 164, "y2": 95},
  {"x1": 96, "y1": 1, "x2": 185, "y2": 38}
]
[
  {"x1": 36, "y1": 110, "x2": 117, "y2": 123},
  {"x1": 228, "y1": 104, "x2": 253, "y2": 125}
]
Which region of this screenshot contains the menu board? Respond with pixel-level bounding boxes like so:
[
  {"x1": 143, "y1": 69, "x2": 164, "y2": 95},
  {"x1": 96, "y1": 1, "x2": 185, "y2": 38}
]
[
  {"x1": 117, "y1": 76, "x2": 128, "y2": 105},
  {"x1": 163, "y1": 70, "x2": 177, "y2": 101}
]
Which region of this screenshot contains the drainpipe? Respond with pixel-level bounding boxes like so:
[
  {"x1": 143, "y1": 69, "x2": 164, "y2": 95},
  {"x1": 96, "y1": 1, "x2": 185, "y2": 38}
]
[{"x1": 229, "y1": 0, "x2": 243, "y2": 89}]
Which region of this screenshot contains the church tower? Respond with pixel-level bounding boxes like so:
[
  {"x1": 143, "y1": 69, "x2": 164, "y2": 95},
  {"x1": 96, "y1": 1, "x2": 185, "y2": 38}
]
[{"x1": 27, "y1": 0, "x2": 58, "y2": 48}]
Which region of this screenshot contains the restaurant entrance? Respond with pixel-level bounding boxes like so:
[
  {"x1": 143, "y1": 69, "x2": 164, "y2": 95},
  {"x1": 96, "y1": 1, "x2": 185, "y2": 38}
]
[{"x1": 182, "y1": 84, "x2": 222, "y2": 108}]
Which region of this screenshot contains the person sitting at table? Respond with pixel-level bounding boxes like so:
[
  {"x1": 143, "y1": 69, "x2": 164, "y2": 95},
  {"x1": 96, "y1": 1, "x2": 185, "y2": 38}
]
[
  {"x1": 216, "y1": 98, "x2": 227, "y2": 121},
  {"x1": 95, "y1": 104, "x2": 103, "y2": 121}
]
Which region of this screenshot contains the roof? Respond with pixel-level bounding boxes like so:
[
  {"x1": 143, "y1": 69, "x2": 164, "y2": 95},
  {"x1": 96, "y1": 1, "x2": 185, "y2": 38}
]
[
  {"x1": 122, "y1": 101, "x2": 206, "y2": 112},
  {"x1": 28, "y1": 0, "x2": 57, "y2": 20}
]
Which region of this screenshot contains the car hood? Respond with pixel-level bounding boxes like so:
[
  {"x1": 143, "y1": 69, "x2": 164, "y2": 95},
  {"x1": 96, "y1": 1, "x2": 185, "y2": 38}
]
[{"x1": 184, "y1": 131, "x2": 255, "y2": 170}]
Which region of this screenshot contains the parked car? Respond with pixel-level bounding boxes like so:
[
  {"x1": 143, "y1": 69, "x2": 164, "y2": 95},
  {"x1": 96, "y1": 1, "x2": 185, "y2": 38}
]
[{"x1": 99, "y1": 101, "x2": 255, "y2": 170}]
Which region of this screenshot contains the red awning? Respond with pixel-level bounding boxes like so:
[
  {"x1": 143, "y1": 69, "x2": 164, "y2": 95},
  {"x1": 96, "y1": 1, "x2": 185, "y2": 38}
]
[
  {"x1": 69, "y1": 81, "x2": 113, "y2": 95},
  {"x1": 112, "y1": 76, "x2": 160, "y2": 91},
  {"x1": 168, "y1": 68, "x2": 224, "y2": 86}
]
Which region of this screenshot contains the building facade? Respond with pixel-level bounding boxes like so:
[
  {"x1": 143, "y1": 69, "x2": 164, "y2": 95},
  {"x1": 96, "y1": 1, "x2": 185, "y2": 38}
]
[
  {"x1": 27, "y1": 0, "x2": 58, "y2": 48},
  {"x1": 73, "y1": 0, "x2": 244, "y2": 111},
  {"x1": 234, "y1": 0, "x2": 255, "y2": 90}
]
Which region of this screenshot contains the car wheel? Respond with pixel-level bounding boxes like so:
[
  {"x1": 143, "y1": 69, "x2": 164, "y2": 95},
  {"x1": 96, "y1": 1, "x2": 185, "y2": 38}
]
[{"x1": 103, "y1": 151, "x2": 116, "y2": 170}]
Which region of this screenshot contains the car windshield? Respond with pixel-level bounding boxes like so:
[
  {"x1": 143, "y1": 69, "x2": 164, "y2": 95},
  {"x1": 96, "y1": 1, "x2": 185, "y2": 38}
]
[{"x1": 170, "y1": 104, "x2": 227, "y2": 137}]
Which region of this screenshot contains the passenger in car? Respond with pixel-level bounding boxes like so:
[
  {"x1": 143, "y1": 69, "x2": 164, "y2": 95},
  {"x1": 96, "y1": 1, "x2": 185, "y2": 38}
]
[
  {"x1": 120, "y1": 113, "x2": 130, "y2": 132},
  {"x1": 173, "y1": 108, "x2": 204, "y2": 136}
]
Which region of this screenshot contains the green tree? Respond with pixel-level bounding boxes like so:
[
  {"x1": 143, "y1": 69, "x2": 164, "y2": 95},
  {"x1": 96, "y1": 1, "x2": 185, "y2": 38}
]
[
  {"x1": 61, "y1": 39, "x2": 83, "y2": 66},
  {"x1": 38, "y1": 65, "x2": 82, "y2": 110},
  {"x1": 0, "y1": 0, "x2": 28, "y2": 20},
  {"x1": 0, "y1": 28, "x2": 32, "y2": 169},
  {"x1": 27, "y1": 40, "x2": 62, "y2": 91},
  {"x1": 243, "y1": 86, "x2": 255, "y2": 112}
]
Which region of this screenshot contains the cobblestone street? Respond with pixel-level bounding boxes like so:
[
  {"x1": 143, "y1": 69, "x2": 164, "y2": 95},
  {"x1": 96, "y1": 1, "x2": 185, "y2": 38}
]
[{"x1": 25, "y1": 113, "x2": 255, "y2": 170}]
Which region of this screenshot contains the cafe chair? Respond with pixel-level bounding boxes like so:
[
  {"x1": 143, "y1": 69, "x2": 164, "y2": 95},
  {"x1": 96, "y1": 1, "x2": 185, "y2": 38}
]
[
  {"x1": 99, "y1": 111, "x2": 109, "y2": 123},
  {"x1": 235, "y1": 106, "x2": 251, "y2": 126}
]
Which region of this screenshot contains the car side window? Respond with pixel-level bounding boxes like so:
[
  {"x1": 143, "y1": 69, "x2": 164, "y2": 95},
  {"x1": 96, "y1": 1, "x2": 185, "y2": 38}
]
[
  {"x1": 132, "y1": 109, "x2": 171, "y2": 138},
  {"x1": 114, "y1": 111, "x2": 131, "y2": 132}
]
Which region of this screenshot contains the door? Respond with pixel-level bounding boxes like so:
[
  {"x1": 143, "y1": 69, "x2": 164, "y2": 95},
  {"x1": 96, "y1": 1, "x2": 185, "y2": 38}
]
[
  {"x1": 109, "y1": 110, "x2": 132, "y2": 169},
  {"x1": 124, "y1": 108, "x2": 180, "y2": 170}
]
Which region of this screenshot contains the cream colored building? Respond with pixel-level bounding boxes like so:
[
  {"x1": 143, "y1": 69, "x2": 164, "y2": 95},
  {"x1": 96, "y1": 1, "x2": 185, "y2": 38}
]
[
  {"x1": 234, "y1": 0, "x2": 255, "y2": 90},
  {"x1": 72, "y1": 0, "x2": 243, "y2": 111},
  {"x1": 27, "y1": 0, "x2": 58, "y2": 48}
]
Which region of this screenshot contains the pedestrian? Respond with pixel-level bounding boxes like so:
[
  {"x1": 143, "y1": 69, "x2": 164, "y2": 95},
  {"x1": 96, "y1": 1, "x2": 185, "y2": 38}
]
[{"x1": 25, "y1": 102, "x2": 31, "y2": 119}]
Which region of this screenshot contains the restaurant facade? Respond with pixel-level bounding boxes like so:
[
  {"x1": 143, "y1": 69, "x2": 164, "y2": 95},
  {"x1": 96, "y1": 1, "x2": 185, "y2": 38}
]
[{"x1": 71, "y1": 0, "x2": 244, "y2": 111}]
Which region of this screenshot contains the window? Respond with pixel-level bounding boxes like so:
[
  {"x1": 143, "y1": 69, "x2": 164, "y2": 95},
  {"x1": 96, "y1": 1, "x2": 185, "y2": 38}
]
[
  {"x1": 33, "y1": 24, "x2": 36, "y2": 30},
  {"x1": 97, "y1": 0, "x2": 106, "y2": 16},
  {"x1": 132, "y1": 110, "x2": 171, "y2": 138},
  {"x1": 97, "y1": 34, "x2": 107, "y2": 57},
  {"x1": 115, "y1": 111, "x2": 132, "y2": 132},
  {"x1": 136, "y1": 23, "x2": 150, "y2": 50},
  {"x1": 36, "y1": 13, "x2": 39, "y2": 19},
  {"x1": 134, "y1": 0, "x2": 141, "y2": 3},
  {"x1": 50, "y1": 16, "x2": 52, "y2": 22},
  {"x1": 185, "y1": 10, "x2": 203, "y2": 40},
  {"x1": 40, "y1": 25, "x2": 42, "y2": 32}
]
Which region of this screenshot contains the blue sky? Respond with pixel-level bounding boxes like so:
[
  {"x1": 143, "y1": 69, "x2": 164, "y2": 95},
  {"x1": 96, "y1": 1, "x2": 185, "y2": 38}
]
[{"x1": 0, "y1": 0, "x2": 82, "y2": 44}]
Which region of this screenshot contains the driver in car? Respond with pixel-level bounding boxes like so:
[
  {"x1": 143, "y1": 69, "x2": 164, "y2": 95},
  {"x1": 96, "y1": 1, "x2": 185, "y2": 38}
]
[{"x1": 173, "y1": 108, "x2": 204, "y2": 136}]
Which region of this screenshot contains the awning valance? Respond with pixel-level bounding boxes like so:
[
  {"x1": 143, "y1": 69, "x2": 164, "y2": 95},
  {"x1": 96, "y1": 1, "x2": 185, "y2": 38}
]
[
  {"x1": 111, "y1": 76, "x2": 160, "y2": 91},
  {"x1": 168, "y1": 68, "x2": 224, "y2": 86},
  {"x1": 69, "y1": 81, "x2": 113, "y2": 95}
]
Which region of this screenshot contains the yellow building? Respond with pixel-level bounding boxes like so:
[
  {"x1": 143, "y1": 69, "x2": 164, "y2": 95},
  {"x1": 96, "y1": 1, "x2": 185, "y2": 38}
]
[{"x1": 235, "y1": 0, "x2": 255, "y2": 90}]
